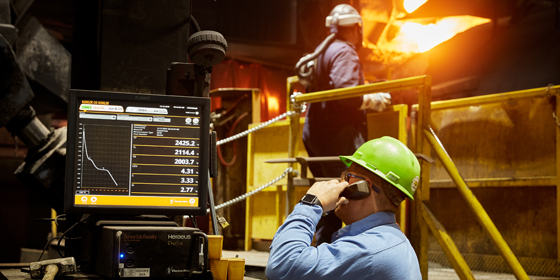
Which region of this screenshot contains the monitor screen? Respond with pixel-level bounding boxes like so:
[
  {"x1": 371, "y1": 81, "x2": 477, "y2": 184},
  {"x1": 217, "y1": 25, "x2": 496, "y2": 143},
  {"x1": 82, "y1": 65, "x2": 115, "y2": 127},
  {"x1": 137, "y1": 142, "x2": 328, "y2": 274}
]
[{"x1": 65, "y1": 90, "x2": 210, "y2": 215}]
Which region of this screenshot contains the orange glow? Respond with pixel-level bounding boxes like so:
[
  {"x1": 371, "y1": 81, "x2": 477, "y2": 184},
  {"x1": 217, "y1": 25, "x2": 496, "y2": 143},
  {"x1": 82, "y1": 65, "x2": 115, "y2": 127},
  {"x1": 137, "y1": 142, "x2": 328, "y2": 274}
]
[
  {"x1": 377, "y1": 16, "x2": 490, "y2": 54},
  {"x1": 404, "y1": 0, "x2": 428, "y2": 13},
  {"x1": 267, "y1": 95, "x2": 279, "y2": 116}
]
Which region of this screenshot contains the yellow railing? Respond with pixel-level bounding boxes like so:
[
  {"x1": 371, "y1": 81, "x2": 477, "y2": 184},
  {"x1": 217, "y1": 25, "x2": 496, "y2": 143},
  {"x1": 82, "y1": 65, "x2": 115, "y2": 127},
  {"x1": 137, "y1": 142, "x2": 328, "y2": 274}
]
[
  {"x1": 413, "y1": 84, "x2": 560, "y2": 271},
  {"x1": 286, "y1": 75, "x2": 535, "y2": 279}
]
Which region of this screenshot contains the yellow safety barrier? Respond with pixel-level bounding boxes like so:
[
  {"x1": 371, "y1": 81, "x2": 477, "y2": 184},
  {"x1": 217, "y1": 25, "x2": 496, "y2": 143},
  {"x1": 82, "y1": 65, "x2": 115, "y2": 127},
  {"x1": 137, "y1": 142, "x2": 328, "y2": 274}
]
[
  {"x1": 286, "y1": 75, "x2": 537, "y2": 279},
  {"x1": 423, "y1": 126, "x2": 528, "y2": 279},
  {"x1": 412, "y1": 84, "x2": 560, "y2": 278}
]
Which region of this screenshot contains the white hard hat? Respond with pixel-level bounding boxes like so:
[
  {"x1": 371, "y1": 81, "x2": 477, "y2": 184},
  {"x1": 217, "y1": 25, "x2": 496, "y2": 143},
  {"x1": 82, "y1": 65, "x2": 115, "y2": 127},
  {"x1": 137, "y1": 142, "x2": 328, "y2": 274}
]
[{"x1": 325, "y1": 4, "x2": 362, "y2": 28}]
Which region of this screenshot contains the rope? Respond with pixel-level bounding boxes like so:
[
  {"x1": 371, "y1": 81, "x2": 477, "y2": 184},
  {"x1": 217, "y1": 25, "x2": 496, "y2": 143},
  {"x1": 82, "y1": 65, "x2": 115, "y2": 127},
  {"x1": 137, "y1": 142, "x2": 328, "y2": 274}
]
[
  {"x1": 207, "y1": 167, "x2": 293, "y2": 213},
  {"x1": 200, "y1": 92, "x2": 304, "y2": 214},
  {"x1": 216, "y1": 111, "x2": 294, "y2": 146},
  {"x1": 216, "y1": 92, "x2": 306, "y2": 146}
]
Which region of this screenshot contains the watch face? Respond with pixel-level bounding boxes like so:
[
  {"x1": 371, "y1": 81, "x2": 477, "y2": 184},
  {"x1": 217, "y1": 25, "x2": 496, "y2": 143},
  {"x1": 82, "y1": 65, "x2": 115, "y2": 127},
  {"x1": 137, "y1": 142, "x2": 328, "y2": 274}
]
[{"x1": 302, "y1": 194, "x2": 317, "y2": 204}]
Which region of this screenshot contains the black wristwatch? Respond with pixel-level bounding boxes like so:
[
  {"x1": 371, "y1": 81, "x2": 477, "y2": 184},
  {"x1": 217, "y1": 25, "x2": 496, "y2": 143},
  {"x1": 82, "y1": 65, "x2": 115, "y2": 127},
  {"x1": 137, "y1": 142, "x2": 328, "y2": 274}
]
[{"x1": 300, "y1": 194, "x2": 323, "y2": 209}]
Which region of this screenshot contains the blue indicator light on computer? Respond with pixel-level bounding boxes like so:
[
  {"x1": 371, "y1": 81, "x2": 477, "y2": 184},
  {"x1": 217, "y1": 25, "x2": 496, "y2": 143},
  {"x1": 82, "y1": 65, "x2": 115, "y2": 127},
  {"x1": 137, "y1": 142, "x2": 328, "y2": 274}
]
[{"x1": 120, "y1": 254, "x2": 124, "y2": 258}]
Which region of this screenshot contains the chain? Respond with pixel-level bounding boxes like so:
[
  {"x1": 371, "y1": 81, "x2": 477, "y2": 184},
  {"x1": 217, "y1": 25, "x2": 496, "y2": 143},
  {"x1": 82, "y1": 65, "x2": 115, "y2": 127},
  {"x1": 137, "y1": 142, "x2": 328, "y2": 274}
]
[
  {"x1": 290, "y1": 91, "x2": 307, "y2": 114},
  {"x1": 216, "y1": 92, "x2": 306, "y2": 146},
  {"x1": 208, "y1": 167, "x2": 293, "y2": 212}
]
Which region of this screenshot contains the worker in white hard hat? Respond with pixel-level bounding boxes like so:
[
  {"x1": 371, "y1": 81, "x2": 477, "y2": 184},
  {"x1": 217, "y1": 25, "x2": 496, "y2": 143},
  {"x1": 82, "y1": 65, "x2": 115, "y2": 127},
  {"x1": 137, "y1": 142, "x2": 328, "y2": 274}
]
[
  {"x1": 266, "y1": 137, "x2": 421, "y2": 280},
  {"x1": 295, "y1": 4, "x2": 391, "y2": 245}
]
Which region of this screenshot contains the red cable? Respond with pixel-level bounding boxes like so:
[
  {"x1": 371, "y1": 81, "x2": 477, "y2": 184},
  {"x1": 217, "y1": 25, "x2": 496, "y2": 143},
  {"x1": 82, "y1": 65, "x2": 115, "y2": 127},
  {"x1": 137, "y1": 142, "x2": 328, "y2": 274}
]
[{"x1": 217, "y1": 112, "x2": 249, "y2": 166}]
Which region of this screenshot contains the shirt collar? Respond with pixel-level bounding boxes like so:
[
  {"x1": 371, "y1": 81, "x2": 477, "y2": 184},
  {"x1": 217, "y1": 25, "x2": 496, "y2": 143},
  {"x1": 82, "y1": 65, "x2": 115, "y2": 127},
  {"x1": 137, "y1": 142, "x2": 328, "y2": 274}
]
[{"x1": 332, "y1": 212, "x2": 396, "y2": 241}]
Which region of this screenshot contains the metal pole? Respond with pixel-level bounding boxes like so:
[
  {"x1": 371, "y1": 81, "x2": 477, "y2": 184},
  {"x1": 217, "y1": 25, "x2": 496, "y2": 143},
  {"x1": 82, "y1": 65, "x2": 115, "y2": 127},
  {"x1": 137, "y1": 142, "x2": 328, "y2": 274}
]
[
  {"x1": 287, "y1": 79, "x2": 302, "y2": 214},
  {"x1": 421, "y1": 202, "x2": 475, "y2": 280},
  {"x1": 416, "y1": 78, "x2": 432, "y2": 279},
  {"x1": 552, "y1": 90, "x2": 560, "y2": 262}
]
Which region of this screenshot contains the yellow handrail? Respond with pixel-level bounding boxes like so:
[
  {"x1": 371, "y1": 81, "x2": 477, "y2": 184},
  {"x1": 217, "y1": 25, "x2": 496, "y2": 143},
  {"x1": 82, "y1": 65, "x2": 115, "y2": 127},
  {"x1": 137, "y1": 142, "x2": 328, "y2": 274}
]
[{"x1": 292, "y1": 75, "x2": 427, "y2": 104}]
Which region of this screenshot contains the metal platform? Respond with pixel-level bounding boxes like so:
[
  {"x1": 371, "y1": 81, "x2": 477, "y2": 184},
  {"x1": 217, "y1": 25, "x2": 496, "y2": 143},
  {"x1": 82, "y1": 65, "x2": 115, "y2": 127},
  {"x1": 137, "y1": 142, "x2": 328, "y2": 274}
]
[{"x1": 223, "y1": 250, "x2": 560, "y2": 280}]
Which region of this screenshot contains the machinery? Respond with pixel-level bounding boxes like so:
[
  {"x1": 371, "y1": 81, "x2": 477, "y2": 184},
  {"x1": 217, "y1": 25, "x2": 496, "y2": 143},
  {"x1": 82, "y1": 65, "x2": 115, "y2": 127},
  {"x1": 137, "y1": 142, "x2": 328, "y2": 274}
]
[{"x1": 0, "y1": 0, "x2": 228, "y2": 278}]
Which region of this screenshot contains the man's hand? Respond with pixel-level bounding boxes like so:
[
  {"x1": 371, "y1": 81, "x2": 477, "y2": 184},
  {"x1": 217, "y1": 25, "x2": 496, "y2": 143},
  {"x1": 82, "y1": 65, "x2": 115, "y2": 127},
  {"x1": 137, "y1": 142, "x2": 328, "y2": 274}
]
[{"x1": 306, "y1": 180, "x2": 349, "y2": 212}]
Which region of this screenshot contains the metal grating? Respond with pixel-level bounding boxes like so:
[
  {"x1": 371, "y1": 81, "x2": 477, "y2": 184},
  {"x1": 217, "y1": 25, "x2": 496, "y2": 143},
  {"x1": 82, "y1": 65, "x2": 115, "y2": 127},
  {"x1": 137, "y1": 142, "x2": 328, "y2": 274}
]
[{"x1": 428, "y1": 251, "x2": 560, "y2": 277}]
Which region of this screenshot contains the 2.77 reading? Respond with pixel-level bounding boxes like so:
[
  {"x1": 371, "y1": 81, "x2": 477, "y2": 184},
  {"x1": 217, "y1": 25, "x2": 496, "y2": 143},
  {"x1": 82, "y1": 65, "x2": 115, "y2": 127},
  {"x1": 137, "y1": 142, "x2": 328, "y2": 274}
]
[{"x1": 69, "y1": 92, "x2": 209, "y2": 214}]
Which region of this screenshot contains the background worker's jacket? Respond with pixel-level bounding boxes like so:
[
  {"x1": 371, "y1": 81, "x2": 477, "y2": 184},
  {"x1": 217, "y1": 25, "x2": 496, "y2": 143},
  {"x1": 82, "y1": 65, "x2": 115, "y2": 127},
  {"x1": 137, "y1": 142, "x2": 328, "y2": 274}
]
[{"x1": 302, "y1": 39, "x2": 367, "y2": 178}]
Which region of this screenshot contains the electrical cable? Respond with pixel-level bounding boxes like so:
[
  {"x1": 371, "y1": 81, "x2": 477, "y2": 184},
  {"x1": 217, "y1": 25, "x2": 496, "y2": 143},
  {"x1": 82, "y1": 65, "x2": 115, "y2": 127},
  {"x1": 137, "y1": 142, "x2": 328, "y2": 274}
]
[
  {"x1": 190, "y1": 15, "x2": 201, "y2": 33},
  {"x1": 216, "y1": 112, "x2": 249, "y2": 166},
  {"x1": 36, "y1": 214, "x2": 73, "y2": 261},
  {"x1": 207, "y1": 171, "x2": 219, "y2": 235},
  {"x1": 190, "y1": 215, "x2": 198, "y2": 228},
  {"x1": 56, "y1": 215, "x2": 90, "y2": 258},
  {"x1": 54, "y1": 214, "x2": 65, "y2": 227},
  {"x1": 37, "y1": 236, "x2": 60, "y2": 262},
  {"x1": 222, "y1": 94, "x2": 247, "y2": 116}
]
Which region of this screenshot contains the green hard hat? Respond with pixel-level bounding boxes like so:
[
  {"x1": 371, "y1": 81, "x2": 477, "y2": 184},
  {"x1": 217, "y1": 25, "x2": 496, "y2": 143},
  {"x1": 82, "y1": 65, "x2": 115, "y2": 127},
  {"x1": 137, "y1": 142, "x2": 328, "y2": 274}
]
[{"x1": 340, "y1": 136, "x2": 420, "y2": 200}]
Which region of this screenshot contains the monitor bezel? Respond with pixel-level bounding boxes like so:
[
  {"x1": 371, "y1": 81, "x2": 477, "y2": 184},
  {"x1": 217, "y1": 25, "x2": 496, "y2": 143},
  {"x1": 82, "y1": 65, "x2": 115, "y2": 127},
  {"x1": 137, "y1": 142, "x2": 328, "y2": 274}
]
[{"x1": 65, "y1": 89, "x2": 210, "y2": 216}]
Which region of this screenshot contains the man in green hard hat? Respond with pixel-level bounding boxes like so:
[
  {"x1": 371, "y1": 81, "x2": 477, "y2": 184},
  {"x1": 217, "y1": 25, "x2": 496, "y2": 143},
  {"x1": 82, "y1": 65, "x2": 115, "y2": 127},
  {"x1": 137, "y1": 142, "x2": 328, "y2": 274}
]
[{"x1": 266, "y1": 136, "x2": 421, "y2": 280}]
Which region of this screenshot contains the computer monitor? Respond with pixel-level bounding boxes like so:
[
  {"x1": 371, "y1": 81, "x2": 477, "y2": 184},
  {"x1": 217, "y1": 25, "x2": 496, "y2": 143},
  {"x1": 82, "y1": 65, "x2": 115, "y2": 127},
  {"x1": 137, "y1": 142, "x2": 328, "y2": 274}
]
[{"x1": 65, "y1": 90, "x2": 210, "y2": 215}]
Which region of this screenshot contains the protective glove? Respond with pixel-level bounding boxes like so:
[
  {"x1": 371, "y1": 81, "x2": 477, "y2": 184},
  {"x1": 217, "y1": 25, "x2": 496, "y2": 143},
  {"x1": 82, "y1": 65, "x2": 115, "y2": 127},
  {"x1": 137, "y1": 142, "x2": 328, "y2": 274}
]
[{"x1": 359, "y1": 92, "x2": 392, "y2": 112}]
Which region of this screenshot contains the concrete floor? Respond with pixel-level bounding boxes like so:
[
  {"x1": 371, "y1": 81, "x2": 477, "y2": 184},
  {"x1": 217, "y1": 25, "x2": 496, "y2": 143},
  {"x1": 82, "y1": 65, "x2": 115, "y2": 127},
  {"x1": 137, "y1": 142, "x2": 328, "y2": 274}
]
[{"x1": 223, "y1": 250, "x2": 560, "y2": 280}]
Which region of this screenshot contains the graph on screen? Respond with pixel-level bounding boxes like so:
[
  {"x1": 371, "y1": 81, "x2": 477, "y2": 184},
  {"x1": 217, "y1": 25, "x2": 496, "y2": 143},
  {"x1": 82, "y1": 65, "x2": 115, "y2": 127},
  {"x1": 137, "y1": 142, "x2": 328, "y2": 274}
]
[{"x1": 81, "y1": 124, "x2": 131, "y2": 189}]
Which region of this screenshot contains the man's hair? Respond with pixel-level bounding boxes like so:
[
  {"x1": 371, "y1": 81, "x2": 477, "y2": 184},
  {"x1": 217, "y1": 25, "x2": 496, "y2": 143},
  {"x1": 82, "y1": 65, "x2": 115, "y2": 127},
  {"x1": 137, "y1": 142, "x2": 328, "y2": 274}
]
[{"x1": 370, "y1": 172, "x2": 407, "y2": 211}]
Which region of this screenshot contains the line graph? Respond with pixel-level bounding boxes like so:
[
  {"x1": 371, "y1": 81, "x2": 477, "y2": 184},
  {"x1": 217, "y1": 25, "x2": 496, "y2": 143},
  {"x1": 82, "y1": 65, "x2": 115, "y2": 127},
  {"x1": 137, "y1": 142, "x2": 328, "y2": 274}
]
[
  {"x1": 81, "y1": 124, "x2": 131, "y2": 189},
  {"x1": 83, "y1": 129, "x2": 119, "y2": 186}
]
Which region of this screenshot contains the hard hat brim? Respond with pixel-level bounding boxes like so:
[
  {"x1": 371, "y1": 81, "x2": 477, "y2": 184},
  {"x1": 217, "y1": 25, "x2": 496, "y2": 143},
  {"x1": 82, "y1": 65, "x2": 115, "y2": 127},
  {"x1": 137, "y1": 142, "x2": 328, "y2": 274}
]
[
  {"x1": 325, "y1": 14, "x2": 363, "y2": 28},
  {"x1": 339, "y1": 155, "x2": 416, "y2": 201}
]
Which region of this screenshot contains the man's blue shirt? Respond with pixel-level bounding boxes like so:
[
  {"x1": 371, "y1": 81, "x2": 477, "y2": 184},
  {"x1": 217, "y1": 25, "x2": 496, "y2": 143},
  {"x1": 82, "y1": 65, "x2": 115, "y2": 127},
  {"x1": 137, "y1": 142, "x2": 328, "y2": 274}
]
[{"x1": 266, "y1": 204, "x2": 421, "y2": 280}]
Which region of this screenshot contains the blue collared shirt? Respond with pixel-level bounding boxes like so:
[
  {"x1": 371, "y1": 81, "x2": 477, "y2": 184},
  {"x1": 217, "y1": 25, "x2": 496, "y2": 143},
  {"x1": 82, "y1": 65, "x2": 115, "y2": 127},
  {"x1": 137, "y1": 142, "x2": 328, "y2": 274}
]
[{"x1": 266, "y1": 204, "x2": 421, "y2": 280}]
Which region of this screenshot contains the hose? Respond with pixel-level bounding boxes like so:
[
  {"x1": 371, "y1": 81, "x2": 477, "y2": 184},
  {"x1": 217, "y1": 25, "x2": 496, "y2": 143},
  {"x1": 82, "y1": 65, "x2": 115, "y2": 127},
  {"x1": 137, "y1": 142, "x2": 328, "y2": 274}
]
[
  {"x1": 217, "y1": 112, "x2": 249, "y2": 166},
  {"x1": 190, "y1": 15, "x2": 201, "y2": 33},
  {"x1": 294, "y1": 33, "x2": 336, "y2": 84}
]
